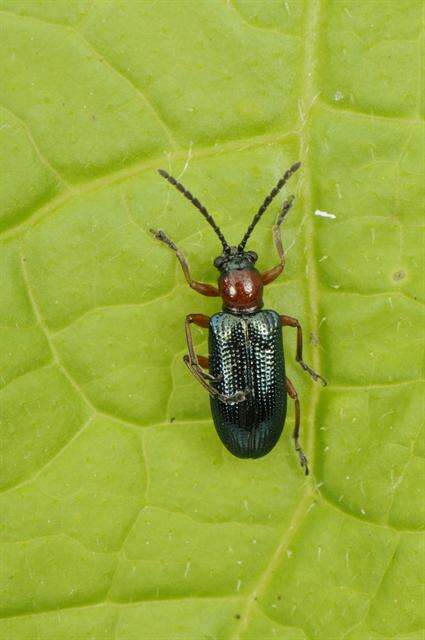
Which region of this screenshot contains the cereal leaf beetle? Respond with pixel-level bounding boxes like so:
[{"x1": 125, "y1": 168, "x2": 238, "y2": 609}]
[{"x1": 150, "y1": 163, "x2": 326, "y2": 474}]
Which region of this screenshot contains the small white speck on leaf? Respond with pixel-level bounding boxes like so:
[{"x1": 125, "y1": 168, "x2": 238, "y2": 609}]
[
  {"x1": 334, "y1": 90, "x2": 344, "y2": 101},
  {"x1": 236, "y1": 579, "x2": 242, "y2": 592},
  {"x1": 315, "y1": 210, "x2": 336, "y2": 219},
  {"x1": 286, "y1": 549, "x2": 293, "y2": 558}
]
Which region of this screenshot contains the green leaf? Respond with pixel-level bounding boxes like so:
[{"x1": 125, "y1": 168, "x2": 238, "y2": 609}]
[{"x1": 0, "y1": 1, "x2": 423, "y2": 639}]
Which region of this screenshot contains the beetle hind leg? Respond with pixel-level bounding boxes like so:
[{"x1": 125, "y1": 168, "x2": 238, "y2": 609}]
[{"x1": 285, "y1": 377, "x2": 309, "y2": 476}]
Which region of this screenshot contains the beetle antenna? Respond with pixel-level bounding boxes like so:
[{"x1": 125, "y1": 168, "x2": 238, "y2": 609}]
[
  {"x1": 238, "y1": 162, "x2": 301, "y2": 251},
  {"x1": 158, "y1": 169, "x2": 230, "y2": 251}
]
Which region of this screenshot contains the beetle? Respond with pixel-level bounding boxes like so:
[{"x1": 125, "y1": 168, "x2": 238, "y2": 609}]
[{"x1": 150, "y1": 162, "x2": 326, "y2": 474}]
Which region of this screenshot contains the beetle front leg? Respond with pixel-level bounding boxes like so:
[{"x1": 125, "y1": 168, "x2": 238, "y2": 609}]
[
  {"x1": 286, "y1": 377, "x2": 309, "y2": 476},
  {"x1": 280, "y1": 315, "x2": 327, "y2": 386},
  {"x1": 150, "y1": 229, "x2": 220, "y2": 297},
  {"x1": 261, "y1": 195, "x2": 295, "y2": 285},
  {"x1": 184, "y1": 314, "x2": 246, "y2": 404}
]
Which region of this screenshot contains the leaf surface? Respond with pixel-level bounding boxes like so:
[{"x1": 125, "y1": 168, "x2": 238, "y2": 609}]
[{"x1": 0, "y1": 1, "x2": 423, "y2": 639}]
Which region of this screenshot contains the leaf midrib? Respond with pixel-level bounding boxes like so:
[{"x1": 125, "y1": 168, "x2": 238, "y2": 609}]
[{"x1": 230, "y1": 1, "x2": 323, "y2": 636}]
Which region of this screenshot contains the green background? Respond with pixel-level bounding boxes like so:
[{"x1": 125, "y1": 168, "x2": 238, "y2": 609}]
[{"x1": 0, "y1": 1, "x2": 424, "y2": 638}]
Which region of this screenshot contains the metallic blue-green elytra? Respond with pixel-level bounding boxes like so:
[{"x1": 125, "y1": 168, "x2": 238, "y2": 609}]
[{"x1": 209, "y1": 309, "x2": 286, "y2": 458}]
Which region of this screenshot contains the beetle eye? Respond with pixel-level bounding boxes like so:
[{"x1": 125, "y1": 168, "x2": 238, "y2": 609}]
[
  {"x1": 214, "y1": 256, "x2": 224, "y2": 269},
  {"x1": 247, "y1": 251, "x2": 258, "y2": 263}
]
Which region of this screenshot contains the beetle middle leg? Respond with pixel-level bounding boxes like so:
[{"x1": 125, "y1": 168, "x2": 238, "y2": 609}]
[
  {"x1": 280, "y1": 315, "x2": 327, "y2": 386},
  {"x1": 197, "y1": 355, "x2": 209, "y2": 370},
  {"x1": 184, "y1": 314, "x2": 247, "y2": 404},
  {"x1": 261, "y1": 195, "x2": 295, "y2": 285},
  {"x1": 285, "y1": 377, "x2": 309, "y2": 476}
]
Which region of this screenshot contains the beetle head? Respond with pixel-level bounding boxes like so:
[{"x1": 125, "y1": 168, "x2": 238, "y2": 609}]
[
  {"x1": 156, "y1": 164, "x2": 301, "y2": 315},
  {"x1": 213, "y1": 246, "x2": 258, "y2": 273}
]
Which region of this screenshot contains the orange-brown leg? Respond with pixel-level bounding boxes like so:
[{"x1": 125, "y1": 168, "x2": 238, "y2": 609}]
[
  {"x1": 184, "y1": 314, "x2": 216, "y2": 381},
  {"x1": 197, "y1": 355, "x2": 209, "y2": 369},
  {"x1": 286, "y1": 377, "x2": 309, "y2": 475},
  {"x1": 281, "y1": 315, "x2": 327, "y2": 386},
  {"x1": 261, "y1": 195, "x2": 295, "y2": 285},
  {"x1": 183, "y1": 314, "x2": 246, "y2": 404},
  {"x1": 150, "y1": 229, "x2": 220, "y2": 297}
]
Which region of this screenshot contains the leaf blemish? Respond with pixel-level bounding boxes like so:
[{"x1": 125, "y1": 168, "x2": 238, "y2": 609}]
[
  {"x1": 393, "y1": 270, "x2": 406, "y2": 281},
  {"x1": 315, "y1": 210, "x2": 336, "y2": 219}
]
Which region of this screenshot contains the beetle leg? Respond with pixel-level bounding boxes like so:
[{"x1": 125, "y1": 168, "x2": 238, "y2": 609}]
[
  {"x1": 184, "y1": 314, "x2": 211, "y2": 374},
  {"x1": 280, "y1": 315, "x2": 327, "y2": 386},
  {"x1": 184, "y1": 313, "x2": 220, "y2": 382},
  {"x1": 184, "y1": 314, "x2": 245, "y2": 403},
  {"x1": 150, "y1": 229, "x2": 220, "y2": 297},
  {"x1": 197, "y1": 355, "x2": 209, "y2": 369},
  {"x1": 183, "y1": 356, "x2": 245, "y2": 404},
  {"x1": 261, "y1": 195, "x2": 295, "y2": 285},
  {"x1": 195, "y1": 355, "x2": 222, "y2": 382},
  {"x1": 285, "y1": 377, "x2": 309, "y2": 476},
  {"x1": 191, "y1": 354, "x2": 218, "y2": 382}
]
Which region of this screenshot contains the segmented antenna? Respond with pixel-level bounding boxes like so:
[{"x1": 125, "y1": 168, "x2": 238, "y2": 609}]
[
  {"x1": 238, "y1": 162, "x2": 301, "y2": 251},
  {"x1": 158, "y1": 169, "x2": 229, "y2": 251}
]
